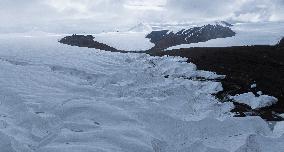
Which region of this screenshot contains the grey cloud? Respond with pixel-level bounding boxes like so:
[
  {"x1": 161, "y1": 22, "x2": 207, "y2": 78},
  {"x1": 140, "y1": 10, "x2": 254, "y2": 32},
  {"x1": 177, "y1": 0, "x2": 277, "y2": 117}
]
[
  {"x1": 165, "y1": 0, "x2": 236, "y2": 20},
  {"x1": 0, "y1": 0, "x2": 283, "y2": 33},
  {"x1": 165, "y1": 0, "x2": 284, "y2": 22}
]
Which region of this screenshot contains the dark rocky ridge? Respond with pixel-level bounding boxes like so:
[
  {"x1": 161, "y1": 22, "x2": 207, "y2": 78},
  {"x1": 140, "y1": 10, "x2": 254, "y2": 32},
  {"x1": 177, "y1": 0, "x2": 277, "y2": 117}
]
[
  {"x1": 146, "y1": 24, "x2": 236, "y2": 51},
  {"x1": 59, "y1": 34, "x2": 120, "y2": 52},
  {"x1": 149, "y1": 39, "x2": 284, "y2": 121}
]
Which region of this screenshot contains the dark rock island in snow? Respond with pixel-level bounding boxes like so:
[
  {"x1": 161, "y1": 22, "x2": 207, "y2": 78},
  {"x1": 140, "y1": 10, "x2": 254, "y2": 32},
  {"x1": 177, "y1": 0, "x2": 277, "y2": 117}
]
[
  {"x1": 59, "y1": 34, "x2": 119, "y2": 52},
  {"x1": 146, "y1": 24, "x2": 236, "y2": 51}
]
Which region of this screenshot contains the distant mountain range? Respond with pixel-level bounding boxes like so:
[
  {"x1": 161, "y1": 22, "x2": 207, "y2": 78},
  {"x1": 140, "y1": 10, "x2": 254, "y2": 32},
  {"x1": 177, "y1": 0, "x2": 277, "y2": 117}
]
[{"x1": 59, "y1": 21, "x2": 236, "y2": 51}]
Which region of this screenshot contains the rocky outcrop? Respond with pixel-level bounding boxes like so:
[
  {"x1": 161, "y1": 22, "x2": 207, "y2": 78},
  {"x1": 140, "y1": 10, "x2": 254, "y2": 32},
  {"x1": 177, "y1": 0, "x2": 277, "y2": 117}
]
[
  {"x1": 146, "y1": 24, "x2": 236, "y2": 51},
  {"x1": 59, "y1": 34, "x2": 119, "y2": 52}
]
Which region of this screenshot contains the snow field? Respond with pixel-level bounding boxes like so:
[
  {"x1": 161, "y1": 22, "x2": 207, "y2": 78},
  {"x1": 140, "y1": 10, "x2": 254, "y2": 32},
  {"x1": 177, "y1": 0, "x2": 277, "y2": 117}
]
[
  {"x1": 0, "y1": 34, "x2": 283, "y2": 152},
  {"x1": 94, "y1": 32, "x2": 154, "y2": 51}
]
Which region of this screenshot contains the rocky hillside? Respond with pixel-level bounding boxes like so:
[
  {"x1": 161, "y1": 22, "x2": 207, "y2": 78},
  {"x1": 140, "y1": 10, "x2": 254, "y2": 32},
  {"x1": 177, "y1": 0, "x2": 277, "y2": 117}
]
[{"x1": 146, "y1": 24, "x2": 236, "y2": 51}]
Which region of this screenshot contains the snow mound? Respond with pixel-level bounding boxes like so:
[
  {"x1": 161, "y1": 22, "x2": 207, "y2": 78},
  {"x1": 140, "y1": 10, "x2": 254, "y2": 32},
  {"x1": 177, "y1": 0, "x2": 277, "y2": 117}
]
[{"x1": 230, "y1": 92, "x2": 278, "y2": 109}]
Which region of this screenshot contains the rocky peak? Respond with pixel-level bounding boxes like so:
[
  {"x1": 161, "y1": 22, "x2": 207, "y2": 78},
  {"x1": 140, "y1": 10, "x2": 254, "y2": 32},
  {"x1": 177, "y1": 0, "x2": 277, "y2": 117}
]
[
  {"x1": 216, "y1": 21, "x2": 233, "y2": 27},
  {"x1": 128, "y1": 23, "x2": 153, "y2": 32}
]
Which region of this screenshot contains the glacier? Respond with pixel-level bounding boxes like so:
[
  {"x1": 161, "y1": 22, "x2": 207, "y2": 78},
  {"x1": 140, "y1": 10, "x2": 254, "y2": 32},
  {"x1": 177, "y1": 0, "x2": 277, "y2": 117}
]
[{"x1": 0, "y1": 33, "x2": 283, "y2": 152}]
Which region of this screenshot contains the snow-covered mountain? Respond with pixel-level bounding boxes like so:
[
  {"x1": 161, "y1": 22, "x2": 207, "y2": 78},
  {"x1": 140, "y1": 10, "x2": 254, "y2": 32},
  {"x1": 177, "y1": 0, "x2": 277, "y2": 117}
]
[
  {"x1": 87, "y1": 23, "x2": 154, "y2": 52},
  {"x1": 60, "y1": 22, "x2": 236, "y2": 52},
  {"x1": 59, "y1": 21, "x2": 284, "y2": 52},
  {"x1": 128, "y1": 23, "x2": 153, "y2": 32},
  {"x1": 216, "y1": 21, "x2": 234, "y2": 27}
]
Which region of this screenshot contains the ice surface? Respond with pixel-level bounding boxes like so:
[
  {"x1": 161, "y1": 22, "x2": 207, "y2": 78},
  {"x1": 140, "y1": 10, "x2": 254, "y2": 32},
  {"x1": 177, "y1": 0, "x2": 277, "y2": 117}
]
[
  {"x1": 0, "y1": 33, "x2": 283, "y2": 152},
  {"x1": 230, "y1": 92, "x2": 278, "y2": 109},
  {"x1": 94, "y1": 32, "x2": 154, "y2": 51},
  {"x1": 273, "y1": 121, "x2": 284, "y2": 137},
  {"x1": 167, "y1": 22, "x2": 284, "y2": 50},
  {"x1": 235, "y1": 134, "x2": 284, "y2": 152}
]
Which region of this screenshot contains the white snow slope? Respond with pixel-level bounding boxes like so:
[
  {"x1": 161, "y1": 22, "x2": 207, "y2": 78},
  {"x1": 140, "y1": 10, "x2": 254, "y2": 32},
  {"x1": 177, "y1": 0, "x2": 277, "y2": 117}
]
[
  {"x1": 0, "y1": 33, "x2": 284, "y2": 152},
  {"x1": 94, "y1": 31, "x2": 154, "y2": 52},
  {"x1": 167, "y1": 22, "x2": 284, "y2": 50}
]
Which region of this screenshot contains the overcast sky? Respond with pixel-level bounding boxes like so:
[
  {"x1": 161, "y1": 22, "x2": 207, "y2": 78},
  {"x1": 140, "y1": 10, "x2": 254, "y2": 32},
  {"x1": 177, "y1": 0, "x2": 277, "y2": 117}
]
[{"x1": 0, "y1": 0, "x2": 283, "y2": 33}]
